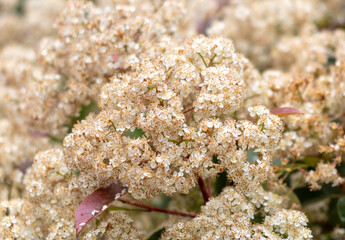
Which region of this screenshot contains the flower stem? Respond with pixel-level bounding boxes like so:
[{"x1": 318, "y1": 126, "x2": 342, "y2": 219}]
[
  {"x1": 197, "y1": 53, "x2": 208, "y2": 68},
  {"x1": 205, "y1": 178, "x2": 212, "y2": 196},
  {"x1": 185, "y1": 108, "x2": 194, "y2": 124},
  {"x1": 208, "y1": 54, "x2": 217, "y2": 67},
  {"x1": 198, "y1": 177, "x2": 212, "y2": 203},
  {"x1": 297, "y1": 87, "x2": 304, "y2": 104},
  {"x1": 183, "y1": 107, "x2": 194, "y2": 114},
  {"x1": 118, "y1": 198, "x2": 196, "y2": 218}
]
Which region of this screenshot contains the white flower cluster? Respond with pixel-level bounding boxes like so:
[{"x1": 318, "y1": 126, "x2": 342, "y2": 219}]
[
  {"x1": 8, "y1": 147, "x2": 139, "y2": 240},
  {"x1": 0, "y1": 0, "x2": 190, "y2": 138},
  {"x1": 305, "y1": 162, "x2": 345, "y2": 191},
  {"x1": 80, "y1": 212, "x2": 139, "y2": 240},
  {"x1": 0, "y1": 119, "x2": 51, "y2": 201},
  {"x1": 64, "y1": 35, "x2": 283, "y2": 199},
  {"x1": 162, "y1": 187, "x2": 312, "y2": 240},
  {"x1": 5, "y1": 0, "x2": 343, "y2": 238}
]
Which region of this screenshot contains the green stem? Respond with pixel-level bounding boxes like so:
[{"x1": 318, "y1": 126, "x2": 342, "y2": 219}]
[
  {"x1": 297, "y1": 87, "x2": 304, "y2": 104},
  {"x1": 197, "y1": 53, "x2": 208, "y2": 68},
  {"x1": 208, "y1": 54, "x2": 217, "y2": 67}
]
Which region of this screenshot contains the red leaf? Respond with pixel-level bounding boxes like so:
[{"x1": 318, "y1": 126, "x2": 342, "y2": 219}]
[
  {"x1": 270, "y1": 107, "x2": 304, "y2": 117},
  {"x1": 75, "y1": 182, "x2": 127, "y2": 237}
]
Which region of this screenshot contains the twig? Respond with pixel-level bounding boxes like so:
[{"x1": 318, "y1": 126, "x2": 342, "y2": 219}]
[
  {"x1": 198, "y1": 177, "x2": 212, "y2": 203},
  {"x1": 185, "y1": 108, "x2": 194, "y2": 124},
  {"x1": 31, "y1": 131, "x2": 50, "y2": 138},
  {"x1": 205, "y1": 178, "x2": 213, "y2": 197},
  {"x1": 300, "y1": 168, "x2": 309, "y2": 174},
  {"x1": 197, "y1": 53, "x2": 208, "y2": 68},
  {"x1": 118, "y1": 199, "x2": 196, "y2": 218},
  {"x1": 329, "y1": 111, "x2": 345, "y2": 122},
  {"x1": 183, "y1": 107, "x2": 194, "y2": 114},
  {"x1": 208, "y1": 54, "x2": 217, "y2": 67},
  {"x1": 197, "y1": 0, "x2": 228, "y2": 35},
  {"x1": 320, "y1": 22, "x2": 345, "y2": 31},
  {"x1": 297, "y1": 87, "x2": 304, "y2": 104}
]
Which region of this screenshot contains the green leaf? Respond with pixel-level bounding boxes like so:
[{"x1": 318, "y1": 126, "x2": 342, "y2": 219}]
[
  {"x1": 212, "y1": 155, "x2": 229, "y2": 196},
  {"x1": 294, "y1": 184, "x2": 342, "y2": 206},
  {"x1": 65, "y1": 100, "x2": 99, "y2": 133},
  {"x1": 286, "y1": 190, "x2": 301, "y2": 208},
  {"x1": 147, "y1": 228, "x2": 165, "y2": 240},
  {"x1": 251, "y1": 212, "x2": 264, "y2": 224},
  {"x1": 338, "y1": 162, "x2": 345, "y2": 177},
  {"x1": 303, "y1": 156, "x2": 320, "y2": 168},
  {"x1": 273, "y1": 158, "x2": 282, "y2": 167},
  {"x1": 247, "y1": 151, "x2": 258, "y2": 163},
  {"x1": 337, "y1": 196, "x2": 345, "y2": 222},
  {"x1": 322, "y1": 183, "x2": 342, "y2": 196},
  {"x1": 156, "y1": 196, "x2": 172, "y2": 209},
  {"x1": 16, "y1": 0, "x2": 25, "y2": 15},
  {"x1": 328, "y1": 198, "x2": 342, "y2": 225},
  {"x1": 326, "y1": 55, "x2": 336, "y2": 67},
  {"x1": 49, "y1": 136, "x2": 63, "y2": 144},
  {"x1": 294, "y1": 187, "x2": 326, "y2": 206},
  {"x1": 124, "y1": 128, "x2": 146, "y2": 139},
  {"x1": 215, "y1": 171, "x2": 228, "y2": 196}
]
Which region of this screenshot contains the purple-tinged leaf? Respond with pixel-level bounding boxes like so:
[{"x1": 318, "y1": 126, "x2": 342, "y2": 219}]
[
  {"x1": 270, "y1": 107, "x2": 304, "y2": 117},
  {"x1": 75, "y1": 182, "x2": 127, "y2": 237}
]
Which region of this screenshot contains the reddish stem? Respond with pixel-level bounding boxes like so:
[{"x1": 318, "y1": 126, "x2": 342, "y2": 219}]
[
  {"x1": 205, "y1": 178, "x2": 212, "y2": 197},
  {"x1": 185, "y1": 108, "x2": 194, "y2": 124},
  {"x1": 183, "y1": 107, "x2": 194, "y2": 114},
  {"x1": 198, "y1": 177, "x2": 212, "y2": 203},
  {"x1": 197, "y1": 0, "x2": 227, "y2": 34},
  {"x1": 119, "y1": 199, "x2": 196, "y2": 218},
  {"x1": 329, "y1": 111, "x2": 345, "y2": 122},
  {"x1": 31, "y1": 131, "x2": 50, "y2": 138}
]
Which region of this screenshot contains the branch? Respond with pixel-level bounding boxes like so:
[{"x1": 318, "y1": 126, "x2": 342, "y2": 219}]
[
  {"x1": 197, "y1": 53, "x2": 208, "y2": 68},
  {"x1": 205, "y1": 178, "x2": 212, "y2": 197},
  {"x1": 183, "y1": 107, "x2": 194, "y2": 114},
  {"x1": 196, "y1": 0, "x2": 228, "y2": 35},
  {"x1": 329, "y1": 111, "x2": 345, "y2": 122},
  {"x1": 118, "y1": 198, "x2": 196, "y2": 218},
  {"x1": 185, "y1": 108, "x2": 194, "y2": 124},
  {"x1": 198, "y1": 177, "x2": 212, "y2": 203}
]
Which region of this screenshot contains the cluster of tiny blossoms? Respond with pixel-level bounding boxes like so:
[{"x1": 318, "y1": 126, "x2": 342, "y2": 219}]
[
  {"x1": 207, "y1": 0, "x2": 345, "y2": 69},
  {"x1": 64, "y1": 35, "x2": 283, "y2": 199},
  {"x1": 207, "y1": 0, "x2": 323, "y2": 69},
  {"x1": 5, "y1": 0, "x2": 345, "y2": 239},
  {"x1": 0, "y1": 148, "x2": 139, "y2": 239},
  {"x1": 0, "y1": 34, "x2": 296, "y2": 239},
  {"x1": 306, "y1": 162, "x2": 344, "y2": 191},
  {"x1": 0, "y1": 0, "x2": 65, "y2": 47},
  {"x1": 0, "y1": 0, "x2": 189, "y2": 138},
  {"x1": 0, "y1": 119, "x2": 51, "y2": 201},
  {"x1": 249, "y1": 30, "x2": 345, "y2": 191},
  {"x1": 162, "y1": 187, "x2": 312, "y2": 240}
]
